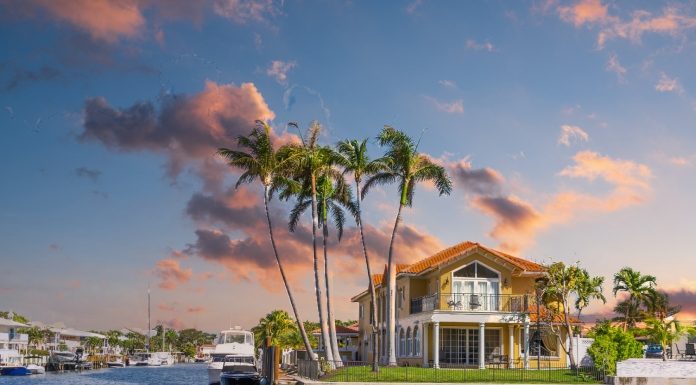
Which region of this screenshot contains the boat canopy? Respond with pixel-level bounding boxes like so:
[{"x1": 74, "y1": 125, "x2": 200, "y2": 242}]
[{"x1": 217, "y1": 330, "x2": 253, "y2": 345}]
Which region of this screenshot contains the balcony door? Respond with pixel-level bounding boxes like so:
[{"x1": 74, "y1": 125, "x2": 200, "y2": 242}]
[{"x1": 451, "y1": 261, "x2": 500, "y2": 311}]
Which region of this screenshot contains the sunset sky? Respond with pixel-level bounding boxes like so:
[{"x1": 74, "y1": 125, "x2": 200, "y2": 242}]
[{"x1": 1, "y1": 0, "x2": 695, "y2": 333}]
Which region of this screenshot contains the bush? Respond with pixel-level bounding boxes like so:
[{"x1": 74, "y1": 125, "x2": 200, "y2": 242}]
[
  {"x1": 29, "y1": 349, "x2": 49, "y2": 356},
  {"x1": 587, "y1": 322, "x2": 643, "y2": 374}
]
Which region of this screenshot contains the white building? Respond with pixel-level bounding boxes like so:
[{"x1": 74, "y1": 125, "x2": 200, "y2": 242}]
[{"x1": 0, "y1": 318, "x2": 29, "y2": 354}]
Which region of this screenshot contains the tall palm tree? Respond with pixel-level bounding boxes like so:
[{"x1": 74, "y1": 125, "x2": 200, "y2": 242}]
[
  {"x1": 363, "y1": 126, "x2": 452, "y2": 365},
  {"x1": 282, "y1": 121, "x2": 336, "y2": 363},
  {"x1": 575, "y1": 270, "x2": 606, "y2": 322},
  {"x1": 288, "y1": 172, "x2": 355, "y2": 364},
  {"x1": 335, "y1": 138, "x2": 387, "y2": 372},
  {"x1": 612, "y1": 267, "x2": 657, "y2": 331},
  {"x1": 217, "y1": 120, "x2": 315, "y2": 359},
  {"x1": 252, "y1": 310, "x2": 297, "y2": 349}
]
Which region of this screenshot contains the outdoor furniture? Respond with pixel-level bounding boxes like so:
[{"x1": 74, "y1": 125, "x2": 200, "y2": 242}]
[
  {"x1": 685, "y1": 343, "x2": 695, "y2": 359},
  {"x1": 469, "y1": 294, "x2": 480, "y2": 309},
  {"x1": 488, "y1": 354, "x2": 509, "y2": 368}
]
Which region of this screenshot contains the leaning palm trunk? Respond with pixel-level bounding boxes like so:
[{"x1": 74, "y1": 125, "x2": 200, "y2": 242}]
[
  {"x1": 386, "y1": 202, "x2": 404, "y2": 366},
  {"x1": 263, "y1": 187, "x2": 315, "y2": 359},
  {"x1": 323, "y1": 222, "x2": 343, "y2": 367},
  {"x1": 311, "y1": 175, "x2": 334, "y2": 363},
  {"x1": 356, "y1": 181, "x2": 380, "y2": 372}
]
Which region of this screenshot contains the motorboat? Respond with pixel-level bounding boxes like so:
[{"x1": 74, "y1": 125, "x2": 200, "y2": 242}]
[
  {"x1": 27, "y1": 364, "x2": 45, "y2": 374},
  {"x1": 208, "y1": 328, "x2": 256, "y2": 385},
  {"x1": 47, "y1": 351, "x2": 77, "y2": 371},
  {"x1": 220, "y1": 358, "x2": 268, "y2": 385},
  {"x1": 106, "y1": 358, "x2": 126, "y2": 368},
  {"x1": 129, "y1": 351, "x2": 158, "y2": 366},
  {"x1": 0, "y1": 349, "x2": 31, "y2": 376}
]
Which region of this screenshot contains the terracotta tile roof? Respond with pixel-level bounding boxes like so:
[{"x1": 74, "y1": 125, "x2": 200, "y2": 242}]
[
  {"x1": 402, "y1": 241, "x2": 544, "y2": 275},
  {"x1": 311, "y1": 324, "x2": 359, "y2": 335},
  {"x1": 372, "y1": 274, "x2": 383, "y2": 286}
]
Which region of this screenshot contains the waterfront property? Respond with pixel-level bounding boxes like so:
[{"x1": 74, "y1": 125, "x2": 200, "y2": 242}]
[
  {"x1": 352, "y1": 241, "x2": 574, "y2": 369},
  {"x1": 0, "y1": 318, "x2": 28, "y2": 354},
  {"x1": 312, "y1": 323, "x2": 361, "y2": 361}
]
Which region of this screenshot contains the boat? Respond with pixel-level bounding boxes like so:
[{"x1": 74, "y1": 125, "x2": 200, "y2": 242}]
[
  {"x1": 27, "y1": 364, "x2": 45, "y2": 374},
  {"x1": 207, "y1": 328, "x2": 256, "y2": 385},
  {"x1": 47, "y1": 350, "x2": 78, "y2": 371},
  {"x1": 106, "y1": 358, "x2": 126, "y2": 368},
  {"x1": 220, "y1": 357, "x2": 268, "y2": 385},
  {"x1": 0, "y1": 349, "x2": 31, "y2": 376},
  {"x1": 129, "y1": 351, "x2": 158, "y2": 366}
]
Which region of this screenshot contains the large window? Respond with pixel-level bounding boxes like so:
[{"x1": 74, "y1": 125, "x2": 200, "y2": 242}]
[
  {"x1": 413, "y1": 326, "x2": 421, "y2": 357},
  {"x1": 406, "y1": 327, "x2": 412, "y2": 356},
  {"x1": 520, "y1": 328, "x2": 559, "y2": 357},
  {"x1": 399, "y1": 328, "x2": 405, "y2": 357},
  {"x1": 451, "y1": 262, "x2": 500, "y2": 311}
]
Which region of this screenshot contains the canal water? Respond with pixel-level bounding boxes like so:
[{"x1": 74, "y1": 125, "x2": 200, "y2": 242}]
[{"x1": 0, "y1": 363, "x2": 207, "y2": 384}]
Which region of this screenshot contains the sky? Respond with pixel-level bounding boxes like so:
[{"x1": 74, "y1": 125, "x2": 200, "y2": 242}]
[{"x1": 0, "y1": 0, "x2": 695, "y2": 333}]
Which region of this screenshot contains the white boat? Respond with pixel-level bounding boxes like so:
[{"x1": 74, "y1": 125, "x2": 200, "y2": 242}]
[
  {"x1": 27, "y1": 364, "x2": 45, "y2": 374},
  {"x1": 106, "y1": 358, "x2": 125, "y2": 368},
  {"x1": 207, "y1": 328, "x2": 256, "y2": 385}
]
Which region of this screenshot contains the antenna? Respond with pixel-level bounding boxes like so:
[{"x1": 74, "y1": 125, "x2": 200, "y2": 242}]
[{"x1": 414, "y1": 128, "x2": 428, "y2": 151}]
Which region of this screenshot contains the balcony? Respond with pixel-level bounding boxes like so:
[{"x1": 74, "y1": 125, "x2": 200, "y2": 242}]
[
  {"x1": 410, "y1": 293, "x2": 529, "y2": 314},
  {"x1": 0, "y1": 332, "x2": 29, "y2": 343}
]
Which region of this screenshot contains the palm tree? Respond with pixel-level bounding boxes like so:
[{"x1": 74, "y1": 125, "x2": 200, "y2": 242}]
[
  {"x1": 217, "y1": 120, "x2": 315, "y2": 359},
  {"x1": 363, "y1": 126, "x2": 453, "y2": 365},
  {"x1": 575, "y1": 270, "x2": 606, "y2": 322},
  {"x1": 612, "y1": 267, "x2": 657, "y2": 331},
  {"x1": 335, "y1": 138, "x2": 387, "y2": 372},
  {"x1": 642, "y1": 317, "x2": 695, "y2": 361},
  {"x1": 288, "y1": 172, "x2": 355, "y2": 364},
  {"x1": 252, "y1": 310, "x2": 297, "y2": 349},
  {"x1": 282, "y1": 121, "x2": 336, "y2": 363}
]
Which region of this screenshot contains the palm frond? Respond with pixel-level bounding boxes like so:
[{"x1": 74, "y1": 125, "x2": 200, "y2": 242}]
[
  {"x1": 288, "y1": 199, "x2": 312, "y2": 232},
  {"x1": 362, "y1": 172, "x2": 398, "y2": 200}
]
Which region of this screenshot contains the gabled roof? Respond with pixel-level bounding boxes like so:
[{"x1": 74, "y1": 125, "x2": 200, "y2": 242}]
[{"x1": 352, "y1": 241, "x2": 545, "y2": 302}]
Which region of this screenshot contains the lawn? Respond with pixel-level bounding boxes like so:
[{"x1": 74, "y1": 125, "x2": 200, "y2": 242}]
[{"x1": 320, "y1": 365, "x2": 602, "y2": 383}]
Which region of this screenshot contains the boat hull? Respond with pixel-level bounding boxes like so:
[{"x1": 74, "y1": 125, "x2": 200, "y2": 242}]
[
  {"x1": 208, "y1": 367, "x2": 222, "y2": 385},
  {"x1": 1, "y1": 366, "x2": 32, "y2": 376}
]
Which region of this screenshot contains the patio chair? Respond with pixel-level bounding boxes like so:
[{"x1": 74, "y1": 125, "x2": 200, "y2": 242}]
[
  {"x1": 470, "y1": 294, "x2": 481, "y2": 309},
  {"x1": 686, "y1": 343, "x2": 696, "y2": 359}
]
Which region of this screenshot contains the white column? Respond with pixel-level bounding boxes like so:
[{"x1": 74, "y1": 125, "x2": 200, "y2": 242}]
[
  {"x1": 508, "y1": 325, "x2": 514, "y2": 368},
  {"x1": 423, "y1": 323, "x2": 429, "y2": 367},
  {"x1": 523, "y1": 320, "x2": 530, "y2": 369},
  {"x1": 433, "y1": 322, "x2": 440, "y2": 369},
  {"x1": 478, "y1": 322, "x2": 486, "y2": 369}
]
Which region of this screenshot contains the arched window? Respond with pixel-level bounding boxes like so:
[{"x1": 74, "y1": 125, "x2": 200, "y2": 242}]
[
  {"x1": 381, "y1": 328, "x2": 386, "y2": 357},
  {"x1": 399, "y1": 328, "x2": 405, "y2": 357},
  {"x1": 406, "y1": 327, "x2": 412, "y2": 356},
  {"x1": 413, "y1": 326, "x2": 420, "y2": 357}
]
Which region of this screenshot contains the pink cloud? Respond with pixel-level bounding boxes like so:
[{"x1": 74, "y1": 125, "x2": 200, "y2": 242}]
[
  {"x1": 425, "y1": 96, "x2": 464, "y2": 114},
  {"x1": 266, "y1": 60, "x2": 296, "y2": 85},
  {"x1": 154, "y1": 258, "x2": 193, "y2": 290},
  {"x1": 558, "y1": 0, "x2": 609, "y2": 27},
  {"x1": 187, "y1": 306, "x2": 205, "y2": 314},
  {"x1": 213, "y1": 0, "x2": 280, "y2": 24}
]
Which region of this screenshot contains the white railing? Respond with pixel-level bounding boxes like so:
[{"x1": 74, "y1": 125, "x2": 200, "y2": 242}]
[{"x1": 0, "y1": 332, "x2": 28, "y2": 343}]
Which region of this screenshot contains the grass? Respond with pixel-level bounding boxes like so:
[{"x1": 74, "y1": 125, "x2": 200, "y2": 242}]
[{"x1": 320, "y1": 365, "x2": 602, "y2": 383}]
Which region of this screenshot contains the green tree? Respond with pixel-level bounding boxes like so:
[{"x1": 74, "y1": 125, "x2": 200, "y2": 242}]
[
  {"x1": 364, "y1": 126, "x2": 452, "y2": 365},
  {"x1": 217, "y1": 120, "x2": 315, "y2": 360},
  {"x1": 641, "y1": 317, "x2": 695, "y2": 361},
  {"x1": 587, "y1": 322, "x2": 643, "y2": 375},
  {"x1": 288, "y1": 171, "x2": 354, "y2": 364},
  {"x1": 335, "y1": 138, "x2": 388, "y2": 372},
  {"x1": 18, "y1": 326, "x2": 44, "y2": 350},
  {"x1": 536, "y1": 261, "x2": 605, "y2": 368},
  {"x1": 282, "y1": 121, "x2": 337, "y2": 362},
  {"x1": 612, "y1": 267, "x2": 656, "y2": 331},
  {"x1": 252, "y1": 310, "x2": 298, "y2": 349},
  {"x1": 85, "y1": 336, "x2": 103, "y2": 354}
]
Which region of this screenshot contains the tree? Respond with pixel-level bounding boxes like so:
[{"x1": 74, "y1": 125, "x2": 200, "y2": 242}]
[
  {"x1": 217, "y1": 120, "x2": 315, "y2": 360},
  {"x1": 282, "y1": 121, "x2": 337, "y2": 363},
  {"x1": 288, "y1": 171, "x2": 354, "y2": 364},
  {"x1": 536, "y1": 261, "x2": 605, "y2": 369},
  {"x1": 85, "y1": 336, "x2": 103, "y2": 354},
  {"x1": 612, "y1": 267, "x2": 656, "y2": 331},
  {"x1": 252, "y1": 310, "x2": 299, "y2": 349},
  {"x1": 587, "y1": 322, "x2": 643, "y2": 374},
  {"x1": 363, "y1": 126, "x2": 452, "y2": 365},
  {"x1": 18, "y1": 326, "x2": 43, "y2": 350},
  {"x1": 335, "y1": 138, "x2": 388, "y2": 372},
  {"x1": 641, "y1": 317, "x2": 695, "y2": 361}
]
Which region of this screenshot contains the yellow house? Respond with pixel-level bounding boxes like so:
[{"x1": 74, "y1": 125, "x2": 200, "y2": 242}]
[{"x1": 351, "y1": 241, "x2": 572, "y2": 369}]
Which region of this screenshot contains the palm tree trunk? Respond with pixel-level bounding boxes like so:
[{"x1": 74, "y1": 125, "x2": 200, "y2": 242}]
[
  {"x1": 356, "y1": 180, "x2": 379, "y2": 372},
  {"x1": 323, "y1": 222, "x2": 343, "y2": 367},
  {"x1": 386, "y1": 202, "x2": 404, "y2": 366},
  {"x1": 311, "y1": 174, "x2": 334, "y2": 363},
  {"x1": 563, "y1": 298, "x2": 576, "y2": 369},
  {"x1": 263, "y1": 187, "x2": 315, "y2": 360}
]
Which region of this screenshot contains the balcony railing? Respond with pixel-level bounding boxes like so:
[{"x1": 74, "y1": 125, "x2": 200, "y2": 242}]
[
  {"x1": 411, "y1": 293, "x2": 529, "y2": 314},
  {"x1": 0, "y1": 332, "x2": 29, "y2": 343}
]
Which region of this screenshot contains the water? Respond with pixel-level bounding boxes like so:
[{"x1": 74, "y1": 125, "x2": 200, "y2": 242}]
[{"x1": 0, "y1": 363, "x2": 208, "y2": 384}]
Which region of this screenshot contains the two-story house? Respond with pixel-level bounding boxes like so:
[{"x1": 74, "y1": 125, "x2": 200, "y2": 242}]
[
  {"x1": 0, "y1": 317, "x2": 29, "y2": 354},
  {"x1": 352, "y1": 241, "x2": 570, "y2": 369}
]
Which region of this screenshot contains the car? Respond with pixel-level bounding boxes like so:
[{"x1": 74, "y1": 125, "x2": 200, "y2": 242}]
[{"x1": 645, "y1": 344, "x2": 663, "y2": 359}]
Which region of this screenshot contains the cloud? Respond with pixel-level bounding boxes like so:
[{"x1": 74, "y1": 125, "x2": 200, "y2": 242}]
[
  {"x1": 668, "y1": 155, "x2": 694, "y2": 167},
  {"x1": 266, "y1": 60, "x2": 296, "y2": 85},
  {"x1": 158, "y1": 303, "x2": 176, "y2": 312},
  {"x1": 6, "y1": 0, "x2": 146, "y2": 43},
  {"x1": 466, "y1": 39, "x2": 496, "y2": 52},
  {"x1": 186, "y1": 306, "x2": 205, "y2": 314},
  {"x1": 213, "y1": 0, "x2": 280, "y2": 24},
  {"x1": 425, "y1": 96, "x2": 464, "y2": 114},
  {"x1": 3, "y1": 66, "x2": 62, "y2": 91},
  {"x1": 80, "y1": 81, "x2": 275, "y2": 187},
  {"x1": 558, "y1": 0, "x2": 608, "y2": 27},
  {"x1": 75, "y1": 167, "x2": 102, "y2": 182},
  {"x1": 660, "y1": 288, "x2": 696, "y2": 318},
  {"x1": 558, "y1": 125, "x2": 589, "y2": 146},
  {"x1": 655, "y1": 72, "x2": 682, "y2": 93},
  {"x1": 606, "y1": 53, "x2": 626, "y2": 81},
  {"x1": 154, "y1": 258, "x2": 192, "y2": 290},
  {"x1": 405, "y1": 0, "x2": 423, "y2": 14},
  {"x1": 451, "y1": 151, "x2": 652, "y2": 252},
  {"x1": 438, "y1": 80, "x2": 457, "y2": 89},
  {"x1": 48, "y1": 243, "x2": 61, "y2": 252}
]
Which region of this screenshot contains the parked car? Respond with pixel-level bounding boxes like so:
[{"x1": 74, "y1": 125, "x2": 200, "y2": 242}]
[{"x1": 645, "y1": 344, "x2": 663, "y2": 359}]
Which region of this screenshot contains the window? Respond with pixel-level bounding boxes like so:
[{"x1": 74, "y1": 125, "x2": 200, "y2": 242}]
[
  {"x1": 406, "y1": 327, "x2": 412, "y2": 356},
  {"x1": 369, "y1": 302, "x2": 374, "y2": 323},
  {"x1": 451, "y1": 261, "x2": 501, "y2": 311},
  {"x1": 520, "y1": 328, "x2": 559, "y2": 357},
  {"x1": 359, "y1": 304, "x2": 364, "y2": 320},
  {"x1": 413, "y1": 326, "x2": 421, "y2": 357},
  {"x1": 453, "y1": 261, "x2": 499, "y2": 279},
  {"x1": 399, "y1": 328, "x2": 405, "y2": 357}
]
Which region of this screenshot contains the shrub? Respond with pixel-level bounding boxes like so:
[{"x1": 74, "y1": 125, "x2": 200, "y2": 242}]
[{"x1": 587, "y1": 322, "x2": 643, "y2": 374}]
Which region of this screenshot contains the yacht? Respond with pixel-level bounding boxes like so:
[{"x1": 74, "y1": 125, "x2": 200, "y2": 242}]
[
  {"x1": 207, "y1": 328, "x2": 256, "y2": 385},
  {"x1": 0, "y1": 349, "x2": 31, "y2": 376}
]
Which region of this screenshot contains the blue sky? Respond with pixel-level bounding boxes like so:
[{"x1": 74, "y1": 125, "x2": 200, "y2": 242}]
[{"x1": 1, "y1": 0, "x2": 695, "y2": 331}]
